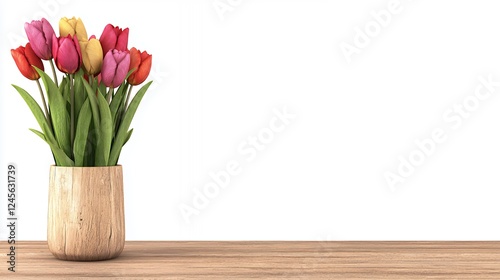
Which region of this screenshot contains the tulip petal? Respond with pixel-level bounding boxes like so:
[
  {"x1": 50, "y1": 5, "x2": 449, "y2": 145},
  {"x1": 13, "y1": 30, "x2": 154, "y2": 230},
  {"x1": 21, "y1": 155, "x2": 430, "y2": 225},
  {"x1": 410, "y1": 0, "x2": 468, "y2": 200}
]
[
  {"x1": 75, "y1": 18, "x2": 88, "y2": 42},
  {"x1": 81, "y1": 39, "x2": 103, "y2": 75},
  {"x1": 60, "y1": 17, "x2": 88, "y2": 43},
  {"x1": 52, "y1": 34, "x2": 59, "y2": 60},
  {"x1": 24, "y1": 18, "x2": 55, "y2": 60},
  {"x1": 134, "y1": 54, "x2": 152, "y2": 85},
  {"x1": 113, "y1": 53, "x2": 130, "y2": 87},
  {"x1": 73, "y1": 35, "x2": 82, "y2": 65},
  {"x1": 11, "y1": 47, "x2": 32, "y2": 79},
  {"x1": 99, "y1": 24, "x2": 117, "y2": 57},
  {"x1": 128, "y1": 48, "x2": 152, "y2": 85},
  {"x1": 101, "y1": 50, "x2": 118, "y2": 87},
  {"x1": 59, "y1": 17, "x2": 75, "y2": 37},
  {"x1": 41, "y1": 18, "x2": 55, "y2": 51},
  {"x1": 113, "y1": 50, "x2": 129, "y2": 63},
  {"x1": 25, "y1": 43, "x2": 44, "y2": 71},
  {"x1": 25, "y1": 28, "x2": 46, "y2": 58},
  {"x1": 11, "y1": 44, "x2": 43, "y2": 80},
  {"x1": 115, "y1": 28, "x2": 129, "y2": 51},
  {"x1": 80, "y1": 41, "x2": 90, "y2": 73},
  {"x1": 128, "y1": 48, "x2": 140, "y2": 70},
  {"x1": 55, "y1": 36, "x2": 80, "y2": 74}
]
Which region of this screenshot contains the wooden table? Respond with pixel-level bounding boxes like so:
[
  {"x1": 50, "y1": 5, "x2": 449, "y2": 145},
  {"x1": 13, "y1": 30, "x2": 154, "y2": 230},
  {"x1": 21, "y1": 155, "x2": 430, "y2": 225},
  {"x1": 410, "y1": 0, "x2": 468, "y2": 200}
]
[{"x1": 1, "y1": 241, "x2": 499, "y2": 279}]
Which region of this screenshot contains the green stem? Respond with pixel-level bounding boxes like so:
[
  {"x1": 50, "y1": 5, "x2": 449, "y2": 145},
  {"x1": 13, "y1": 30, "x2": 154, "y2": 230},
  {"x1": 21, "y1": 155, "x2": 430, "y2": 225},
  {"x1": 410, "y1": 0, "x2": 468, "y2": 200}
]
[
  {"x1": 107, "y1": 87, "x2": 114, "y2": 103},
  {"x1": 49, "y1": 59, "x2": 59, "y2": 86},
  {"x1": 89, "y1": 76, "x2": 97, "y2": 94},
  {"x1": 125, "y1": 85, "x2": 133, "y2": 110},
  {"x1": 70, "y1": 74, "x2": 75, "y2": 154},
  {"x1": 35, "y1": 79, "x2": 53, "y2": 132}
]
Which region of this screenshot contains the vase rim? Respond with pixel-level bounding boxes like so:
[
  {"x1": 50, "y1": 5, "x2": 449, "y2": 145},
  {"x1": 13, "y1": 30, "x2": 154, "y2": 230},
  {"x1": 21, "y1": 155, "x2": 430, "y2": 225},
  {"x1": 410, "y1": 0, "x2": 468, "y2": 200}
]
[{"x1": 50, "y1": 165, "x2": 122, "y2": 169}]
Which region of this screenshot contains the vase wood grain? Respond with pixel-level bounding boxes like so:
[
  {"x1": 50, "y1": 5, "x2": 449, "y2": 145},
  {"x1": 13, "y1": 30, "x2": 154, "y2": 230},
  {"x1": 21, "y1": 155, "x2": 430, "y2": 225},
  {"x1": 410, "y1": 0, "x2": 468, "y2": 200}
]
[{"x1": 47, "y1": 165, "x2": 125, "y2": 261}]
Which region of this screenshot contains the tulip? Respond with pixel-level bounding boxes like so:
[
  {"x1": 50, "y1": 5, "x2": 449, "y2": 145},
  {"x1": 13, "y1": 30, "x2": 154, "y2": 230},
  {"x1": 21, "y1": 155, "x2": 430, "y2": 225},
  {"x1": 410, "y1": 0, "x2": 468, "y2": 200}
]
[
  {"x1": 128, "y1": 47, "x2": 152, "y2": 86},
  {"x1": 101, "y1": 49, "x2": 130, "y2": 88},
  {"x1": 52, "y1": 34, "x2": 82, "y2": 74},
  {"x1": 80, "y1": 38, "x2": 103, "y2": 76},
  {"x1": 11, "y1": 43, "x2": 44, "y2": 80},
  {"x1": 24, "y1": 18, "x2": 55, "y2": 60},
  {"x1": 12, "y1": 43, "x2": 52, "y2": 132},
  {"x1": 59, "y1": 17, "x2": 88, "y2": 43},
  {"x1": 99, "y1": 24, "x2": 129, "y2": 57}
]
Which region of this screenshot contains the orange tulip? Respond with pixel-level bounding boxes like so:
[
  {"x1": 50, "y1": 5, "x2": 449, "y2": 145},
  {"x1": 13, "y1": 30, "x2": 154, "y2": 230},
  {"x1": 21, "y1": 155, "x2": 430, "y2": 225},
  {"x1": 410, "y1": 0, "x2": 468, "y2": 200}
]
[
  {"x1": 11, "y1": 43, "x2": 44, "y2": 80},
  {"x1": 128, "y1": 47, "x2": 152, "y2": 86}
]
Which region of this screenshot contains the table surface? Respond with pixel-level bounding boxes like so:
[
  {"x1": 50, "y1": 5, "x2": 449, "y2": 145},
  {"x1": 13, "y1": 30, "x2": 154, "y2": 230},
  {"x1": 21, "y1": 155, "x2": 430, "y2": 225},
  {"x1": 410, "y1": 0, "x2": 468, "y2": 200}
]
[{"x1": 1, "y1": 241, "x2": 500, "y2": 279}]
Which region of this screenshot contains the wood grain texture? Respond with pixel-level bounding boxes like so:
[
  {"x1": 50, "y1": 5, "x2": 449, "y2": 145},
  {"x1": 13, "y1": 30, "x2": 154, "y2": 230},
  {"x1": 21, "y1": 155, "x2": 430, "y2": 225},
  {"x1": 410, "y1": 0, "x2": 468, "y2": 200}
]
[
  {"x1": 1, "y1": 241, "x2": 500, "y2": 279},
  {"x1": 47, "y1": 166, "x2": 125, "y2": 261}
]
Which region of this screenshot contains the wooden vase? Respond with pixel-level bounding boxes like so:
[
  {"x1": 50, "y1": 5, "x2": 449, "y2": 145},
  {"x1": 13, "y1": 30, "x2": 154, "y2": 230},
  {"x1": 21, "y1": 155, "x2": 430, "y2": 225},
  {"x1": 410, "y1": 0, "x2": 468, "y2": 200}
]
[{"x1": 47, "y1": 165, "x2": 125, "y2": 261}]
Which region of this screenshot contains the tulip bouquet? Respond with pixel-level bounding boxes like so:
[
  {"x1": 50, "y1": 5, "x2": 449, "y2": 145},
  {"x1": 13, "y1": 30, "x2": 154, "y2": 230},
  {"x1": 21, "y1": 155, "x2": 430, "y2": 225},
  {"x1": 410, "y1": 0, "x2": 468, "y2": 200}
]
[{"x1": 11, "y1": 17, "x2": 153, "y2": 166}]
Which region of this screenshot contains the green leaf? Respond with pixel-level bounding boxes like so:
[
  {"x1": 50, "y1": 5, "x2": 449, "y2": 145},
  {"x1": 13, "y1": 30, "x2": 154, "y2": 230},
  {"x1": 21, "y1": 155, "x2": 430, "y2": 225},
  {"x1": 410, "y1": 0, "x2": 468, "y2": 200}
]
[
  {"x1": 29, "y1": 127, "x2": 74, "y2": 166},
  {"x1": 113, "y1": 71, "x2": 134, "y2": 127},
  {"x1": 84, "y1": 121, "x2": 96, "y2": 166},
  {"x1": 95, "y1": 92, "x2": 113, "y2": 166},
  {"x1": 37, "y1": 68, "x2": 72, "y2": 159},
  {"x1": 110, "y1": 84, "x2": 127, "y2": 115},
  {"x1": 12, "y1": 83, "x2": 74, "y2": 166},
  {"x1": 109, "y1": 81, "x2": 152, "y2": 165},
  {"x1": 83, "y1": 80, "x2": 107, "y2": 165},
  {"x1": 73, "y1": 99, "x2": 92, "y2": 166},
  {"x1": 98, "y1": 82, "x2": 106, "y2": 98},
  {"x1": 83, "y1": 79, "x2": 101, "y2": 132},
  {"x1": 124, "y1": 129, "x2": 134, "y2": 146},
  {"x1": 29, "y1": 128, "x2": 46, "y2": 141},
  {"x1": 12, "y1": 84, "x2": 52, "y2": 137},
  {"x1": 59, "y1": 77, "x2": 69, "y2": 102},
  {"x1": 109, "y1": 83, "x2": 128, "y2": 137},
  {"x1": 74, "y1": 69, "x2": 86, "y2": 122}
]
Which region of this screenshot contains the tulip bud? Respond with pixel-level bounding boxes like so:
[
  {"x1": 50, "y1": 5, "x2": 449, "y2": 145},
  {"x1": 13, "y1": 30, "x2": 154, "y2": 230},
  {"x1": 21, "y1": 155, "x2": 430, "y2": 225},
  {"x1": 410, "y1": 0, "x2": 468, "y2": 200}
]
[
  {"x1": 11, "y1": 43, "x2": 45, "y2": 80},
  {"x1": 101, "y1": 49, "x2": 130, "y2": 88},
  {"x1": 81, "y1": 38, "x2": 103, "y2": 76},
  {"x1": 128, "y1": 47, "x2": 152, "y2": 86},
  {"x1": 59, "y1": 17, "x2": 88, "y2": 43},
  {"x1": 52, "y1": 34, "x2": 82, "y2": 74},
  {"x1": 99, "y1": 24, "x2": 129, "y2": 57},
  {"x1": 24, "y1": 18, "x2": 55, "y2": 60}
]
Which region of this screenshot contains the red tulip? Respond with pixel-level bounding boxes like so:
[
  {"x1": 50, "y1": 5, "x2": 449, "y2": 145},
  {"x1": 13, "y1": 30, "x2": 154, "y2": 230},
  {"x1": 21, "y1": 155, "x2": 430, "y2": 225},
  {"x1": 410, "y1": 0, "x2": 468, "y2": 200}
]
[
  {"x1": 128, "y1": 47, "x2": 152, "y2": 86},
  {"x1": 52, "y1": 34, "x2": 82, "y2": 74},
  {"x1": 24, "y1": 18, "x2": 55, "y2": 60},
  {"x1": 101, "y1": 49, "x2": 130, "y2": 88},
  {"x1": 11, "y1": 43, "x2": 45, "y2": 80},
  {"x1": 99, "y1": 24, "x2": 129, "y2": 57}
]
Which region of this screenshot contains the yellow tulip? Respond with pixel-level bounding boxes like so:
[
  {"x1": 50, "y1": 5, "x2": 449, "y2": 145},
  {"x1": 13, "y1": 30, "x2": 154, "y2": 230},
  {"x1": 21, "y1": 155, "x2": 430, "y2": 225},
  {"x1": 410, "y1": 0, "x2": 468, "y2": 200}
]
[
  {"x1": 80, "y1": 38, "x2": 103, "y2": 75},
  {"x1": 59, "y1": 17, "x2": 88, "y2": 42}
]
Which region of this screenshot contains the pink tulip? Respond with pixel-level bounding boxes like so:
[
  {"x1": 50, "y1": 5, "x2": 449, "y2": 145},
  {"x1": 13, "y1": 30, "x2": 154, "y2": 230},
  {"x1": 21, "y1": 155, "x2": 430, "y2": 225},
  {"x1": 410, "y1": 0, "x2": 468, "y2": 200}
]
[
  {"x1": 24, "y1": 18, "x2": 56, "y2": 60},
  {"x1": 99, "y1": 24, "x2": 129, "y2": 57},
  {"x1": 52, "y1": 34, "x2": 82, "y2": 74},
  {"x1": 101, "y1": 49, "x2": 130, "y2": 88}
]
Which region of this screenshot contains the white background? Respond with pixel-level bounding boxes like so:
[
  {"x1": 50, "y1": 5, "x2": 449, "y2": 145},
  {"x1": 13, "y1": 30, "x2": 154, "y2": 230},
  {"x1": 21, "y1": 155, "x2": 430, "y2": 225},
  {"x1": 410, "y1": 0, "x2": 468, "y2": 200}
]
[{"x1": 1, "y1": 0, "x2": 500, "y2": 240}]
